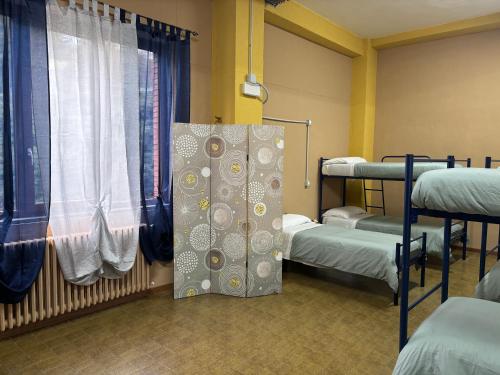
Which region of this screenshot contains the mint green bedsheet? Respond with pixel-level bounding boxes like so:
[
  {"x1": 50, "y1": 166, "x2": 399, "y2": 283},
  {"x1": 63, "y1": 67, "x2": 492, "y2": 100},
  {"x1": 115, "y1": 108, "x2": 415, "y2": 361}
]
[
  {"x1": 353, "y1": 162, "x2": 458, "y2": 180},
  {"x1": 291, "y1": 225, "x2": 420, "y2": 292},
  {"x1": 412, "y1": 168, "x2": 500, "y2": 216},
  {"x1": 393, "y1": 297, "x2": 500, "y2": 375},
  {"x1": 355, "y1": 215, "x2": 463, "y2": 257}
]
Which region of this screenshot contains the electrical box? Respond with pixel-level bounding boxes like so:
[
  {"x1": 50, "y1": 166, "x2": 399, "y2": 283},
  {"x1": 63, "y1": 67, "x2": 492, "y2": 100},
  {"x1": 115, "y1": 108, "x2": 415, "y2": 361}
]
[{"x1": 241, "y1": 81, "x2": 261, "y2": 98}]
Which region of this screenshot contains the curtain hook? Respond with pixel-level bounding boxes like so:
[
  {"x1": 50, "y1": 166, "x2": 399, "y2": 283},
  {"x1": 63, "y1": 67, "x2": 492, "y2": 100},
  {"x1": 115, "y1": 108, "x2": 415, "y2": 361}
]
[
  {"x1": 114, "y1": 7, "x2": 120, "y2": 22},
  {"x1": 92, "y1": 0, "x2": 98, "y2": 15},
  {"x1": 83, "y1": 0, "x2": 89, "y2": 12},
  {"x1": 131, "y1": 13, "x2": 136, "y2": 26},
  {"x1": 103, "y1": 4, "x2": 109, "y2": 18},
  {"x1": 69, "y1": 0, "x2": 76, "y2": 9}
]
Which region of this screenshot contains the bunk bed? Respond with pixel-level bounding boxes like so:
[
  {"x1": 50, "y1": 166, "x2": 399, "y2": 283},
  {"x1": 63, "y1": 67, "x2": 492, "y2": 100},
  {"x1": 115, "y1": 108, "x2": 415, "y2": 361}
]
[
  {"x1": 282, "y1": 215, "x2": 427, "y2": 305},
  {"x1": 394, "y1": 155, "x2": 500, "y2": 375},
  {"x1": 318, "y1": 156, "x2": 470, "y2": 259}
]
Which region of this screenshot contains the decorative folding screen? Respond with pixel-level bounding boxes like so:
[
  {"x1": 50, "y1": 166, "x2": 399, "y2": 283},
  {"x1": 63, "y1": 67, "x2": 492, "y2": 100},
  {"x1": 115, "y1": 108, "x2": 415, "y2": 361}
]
[{"x1": 173, "y1": 124, "x2": 284, "y2": 299}]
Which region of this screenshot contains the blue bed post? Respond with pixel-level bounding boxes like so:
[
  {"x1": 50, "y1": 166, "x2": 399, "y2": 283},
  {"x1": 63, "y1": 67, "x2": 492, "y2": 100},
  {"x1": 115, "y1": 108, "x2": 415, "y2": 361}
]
[
  {"x1": 420, "y1": 232, "x2": 427, "y2": 288},
  {"x1": 394, "y1": 242, "x2": 401, "y2": 306},
  {"x1": 479, "y1": 156, "x2": 492, "y2": 280},
  {"x1": 462, "y1": 158, "x2": 471, "y2": 260},
  {"x1": 318, "y1": 158, "x2": 324, "y2": 222},
  {"x1": 480, "y1": 223, "x2": 488, "y2": 280},
  {"x1": 441, "y1": 155, "x2": 455, "y2": 303},
  {"x1": 342, "y1": 178, "x2": 347, "y2": 207},
  {"x1": 399, "y1": 154, "x2": 414, "y2": 351},
  {"x1": 497, "y1": 226, "x2": 500, "y2": 261}
]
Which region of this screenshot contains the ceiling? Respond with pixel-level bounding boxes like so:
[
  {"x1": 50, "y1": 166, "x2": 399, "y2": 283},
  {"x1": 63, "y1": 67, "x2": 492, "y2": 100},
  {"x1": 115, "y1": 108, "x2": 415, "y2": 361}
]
[{"x1": 295, "y1": 0, "x2": 500, "y2": 38}]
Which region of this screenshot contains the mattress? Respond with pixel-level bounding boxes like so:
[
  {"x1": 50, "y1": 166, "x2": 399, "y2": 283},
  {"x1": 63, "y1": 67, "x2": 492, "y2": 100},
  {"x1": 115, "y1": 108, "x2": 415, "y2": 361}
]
[
  {"x1": 321, "y1": 163, "x2": 357, "y2": 177},
  {"x1": 321, "y1": 161, "x2": 457, "y2": 179},
  {"x1": 393, "y1": 297, "x2": 500, "y2": 375},
  {"x1": 412, "y1": 168, "x2": 500, "y2": 217},
  {"x1": 475, "y1": 260, "x2": 500, "y2": 302},
  {"x1": 355, "y1": 215, "x2": 463, "y2": 257},
  {"x1": 354, "y1": 162, "x2": 455, "y2": 179},
  {"x1": 323, "y1": 214, "x2": 463, "y2": 257},
  {"x1": 282, "y1": 223, "x2": 421, "y2": 292}
]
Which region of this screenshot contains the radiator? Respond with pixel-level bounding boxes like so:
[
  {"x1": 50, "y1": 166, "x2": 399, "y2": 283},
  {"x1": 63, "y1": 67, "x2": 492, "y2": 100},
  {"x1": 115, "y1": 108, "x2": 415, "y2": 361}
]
[{"x1": 0, "y1": 232, "x2": 150, "y2": 334}]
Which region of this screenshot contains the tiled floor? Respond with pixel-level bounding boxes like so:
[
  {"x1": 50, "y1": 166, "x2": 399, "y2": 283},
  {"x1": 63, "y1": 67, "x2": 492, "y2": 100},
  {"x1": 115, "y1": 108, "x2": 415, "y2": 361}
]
[{"x1": 0, "y1": 251, "x2": 495, "y2": 375}]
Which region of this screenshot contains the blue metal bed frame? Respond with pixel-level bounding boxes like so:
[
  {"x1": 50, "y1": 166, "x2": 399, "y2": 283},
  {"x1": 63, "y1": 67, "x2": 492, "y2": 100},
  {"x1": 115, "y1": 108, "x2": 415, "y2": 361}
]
[
  {"x1": 317, "y1": 156, "x2": 471, "y2": 260},
  {"x1": 399, "y1": 154, "x2": 500, "y2": 352}
]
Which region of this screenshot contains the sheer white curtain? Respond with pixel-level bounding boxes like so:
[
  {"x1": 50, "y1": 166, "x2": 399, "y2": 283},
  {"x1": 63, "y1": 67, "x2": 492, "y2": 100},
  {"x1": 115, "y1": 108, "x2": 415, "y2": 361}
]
[{"x1": 46, "y1": 0, "x2": 140, "y2": 285}]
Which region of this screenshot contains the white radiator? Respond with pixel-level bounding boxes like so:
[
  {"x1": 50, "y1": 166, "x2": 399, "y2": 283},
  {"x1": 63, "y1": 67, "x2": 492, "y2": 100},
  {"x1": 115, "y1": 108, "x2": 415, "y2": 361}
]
[{"x1": 0, "y1": 231, "x2": 150, "y2": 334}]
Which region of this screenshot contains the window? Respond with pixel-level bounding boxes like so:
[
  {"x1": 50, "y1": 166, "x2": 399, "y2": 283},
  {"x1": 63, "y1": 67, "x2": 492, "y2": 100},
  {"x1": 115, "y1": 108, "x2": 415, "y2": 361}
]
[
  {"x1": 0, "y1": 14, "x2": 46, "y2": 221},
  {"x1": 138, "y1": 48, "x2": 159, "y2": 204}
]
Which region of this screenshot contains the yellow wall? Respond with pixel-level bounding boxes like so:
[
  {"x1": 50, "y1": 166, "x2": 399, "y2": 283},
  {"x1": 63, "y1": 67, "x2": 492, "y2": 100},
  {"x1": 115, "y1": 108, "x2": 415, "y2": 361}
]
[
  {"x1": 264, "y1": 0, "x2": 364, "y2": 57},
  {"x1": 263, "y1": 24, "x2": 353, "y2": 220},
  {"x1": 105, "y1": 0, "x2": 212, "y2": 287},
  {"x1": 212, "y1": 0, "x2": 264, "y2": 124},
  {"x1": 374, "y1": 29, "x2": 500, "y2": 249}
]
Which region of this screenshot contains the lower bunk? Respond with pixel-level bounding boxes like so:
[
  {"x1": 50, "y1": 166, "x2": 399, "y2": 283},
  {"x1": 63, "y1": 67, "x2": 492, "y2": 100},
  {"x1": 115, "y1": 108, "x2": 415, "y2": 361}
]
[
  {"x1": 393, "y1": 297, "x2": 500, "y2": 375},
  {"x1": 282, "y1": 215, "x2": 427, "y2": 305},
  {"x1": 321, "y1": 206, "x2": 465, "y2": 258}
]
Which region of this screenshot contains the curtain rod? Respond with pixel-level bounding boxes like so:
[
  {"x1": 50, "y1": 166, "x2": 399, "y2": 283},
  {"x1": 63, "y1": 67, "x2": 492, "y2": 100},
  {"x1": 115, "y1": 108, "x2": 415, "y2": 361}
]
[
  {"x1": 66, "y1": 0, "x2": 199, "y2": 37},
  {"x1": 262, "y1": 115, "x2": 312, "y2": 189}
]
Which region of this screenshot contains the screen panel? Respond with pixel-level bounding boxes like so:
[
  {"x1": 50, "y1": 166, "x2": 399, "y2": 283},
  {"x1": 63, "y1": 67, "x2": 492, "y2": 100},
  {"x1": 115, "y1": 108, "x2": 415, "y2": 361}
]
[
  {"x1": 173, "y1": 123, "x2": 212, "y2": 299},
  {"x1": 208, "y1": 125, "x2": 249, "y2": 296},
  {"x1": 246, "y1": 125, "x2": 284, "y2": 297}
]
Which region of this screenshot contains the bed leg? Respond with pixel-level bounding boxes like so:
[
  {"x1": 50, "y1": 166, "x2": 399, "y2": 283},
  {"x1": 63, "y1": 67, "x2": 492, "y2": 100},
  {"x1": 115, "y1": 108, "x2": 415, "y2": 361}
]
[
  {"x1": 462, "y1": 221, "x2": 468, "y2": 260},
  {"x1": 420, "y1": 233, "x2": 427, "y2": 287},
  {"x1": 479, "y1": 222, "x2": 488, "y2": 281},
  {"x1": 393, "y1": 290, "x2": 399, "y2": 306},
  {"x1": 497, "y1": 225, "x2": 500, "y2": 261},
  {"x1": 442, "y1": 218, "x2": 452, "y2": 303},
  {"x1": 400, "y1": 154, "x2": 414, "y2": 352},
  {"x1": 282, "y1": 260, "x2": 289, "y2": 273}
]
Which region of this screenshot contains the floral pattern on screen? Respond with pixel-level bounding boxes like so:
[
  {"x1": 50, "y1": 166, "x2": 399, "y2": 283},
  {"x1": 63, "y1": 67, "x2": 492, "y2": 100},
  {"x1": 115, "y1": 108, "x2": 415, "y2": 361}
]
[{"x1": 173, "y1": 124, "x2": 284, "y2": 299}]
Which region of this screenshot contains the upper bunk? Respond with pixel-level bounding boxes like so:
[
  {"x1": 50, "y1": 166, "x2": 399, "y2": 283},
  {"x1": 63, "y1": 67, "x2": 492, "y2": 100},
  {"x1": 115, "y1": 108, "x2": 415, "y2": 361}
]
[
  {"x1": 408, "y1": 156, "x2": 500, "y2": 224},
  {"x1": 320, "y1": 155, "x2": 467, "y2": 181}
]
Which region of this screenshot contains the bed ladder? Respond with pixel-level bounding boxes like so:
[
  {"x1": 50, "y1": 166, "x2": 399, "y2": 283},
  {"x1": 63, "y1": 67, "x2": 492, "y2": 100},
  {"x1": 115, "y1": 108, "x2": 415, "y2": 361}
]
[{"x1": 363, "y1": 179, "x2": 386, "y2": 215}]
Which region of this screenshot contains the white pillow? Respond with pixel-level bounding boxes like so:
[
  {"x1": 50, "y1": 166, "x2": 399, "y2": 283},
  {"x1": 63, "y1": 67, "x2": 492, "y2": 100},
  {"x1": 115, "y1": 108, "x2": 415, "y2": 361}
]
[
  {"x1": 323, "y1": 157, "x2": 366, "y2": 165},
  {"x1": 282, "y1": 214, "x2": 312, "y2": 228},
  {"x1": 322, "y1": 206, "x2": 366, "y2": 219}
]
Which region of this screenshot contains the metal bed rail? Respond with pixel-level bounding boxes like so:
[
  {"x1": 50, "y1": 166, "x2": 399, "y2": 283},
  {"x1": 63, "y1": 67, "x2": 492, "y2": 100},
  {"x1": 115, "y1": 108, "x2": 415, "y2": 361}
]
[
  {"x1": 381, "y1": 155, "x2": 430, "y2": 162},
  {"x1": 394, "y1": 233, "x2": 427, "y2": 306}
]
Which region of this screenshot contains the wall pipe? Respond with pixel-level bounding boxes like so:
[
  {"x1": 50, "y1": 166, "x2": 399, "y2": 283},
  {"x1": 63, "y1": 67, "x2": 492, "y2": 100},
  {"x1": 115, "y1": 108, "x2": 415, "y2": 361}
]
[{"x1": 262, "y1": 116, "x2": 312, "y2": 188}]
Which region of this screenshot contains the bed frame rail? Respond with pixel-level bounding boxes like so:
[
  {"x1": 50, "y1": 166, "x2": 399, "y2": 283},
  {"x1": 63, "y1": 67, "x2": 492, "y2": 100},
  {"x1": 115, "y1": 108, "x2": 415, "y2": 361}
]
[{"x1": 394, "y1": 233, "x2": 427, "y2": 306}]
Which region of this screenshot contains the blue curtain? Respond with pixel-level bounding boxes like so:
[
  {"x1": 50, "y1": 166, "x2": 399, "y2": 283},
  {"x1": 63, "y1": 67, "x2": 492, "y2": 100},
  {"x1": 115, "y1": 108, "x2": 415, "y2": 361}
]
[
  {"x1": 137, "y1": 19, "x2": 190, "y2": 263},
  {"x1": 0, "y1": 0, "x2": 50, "y2": 303}
]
